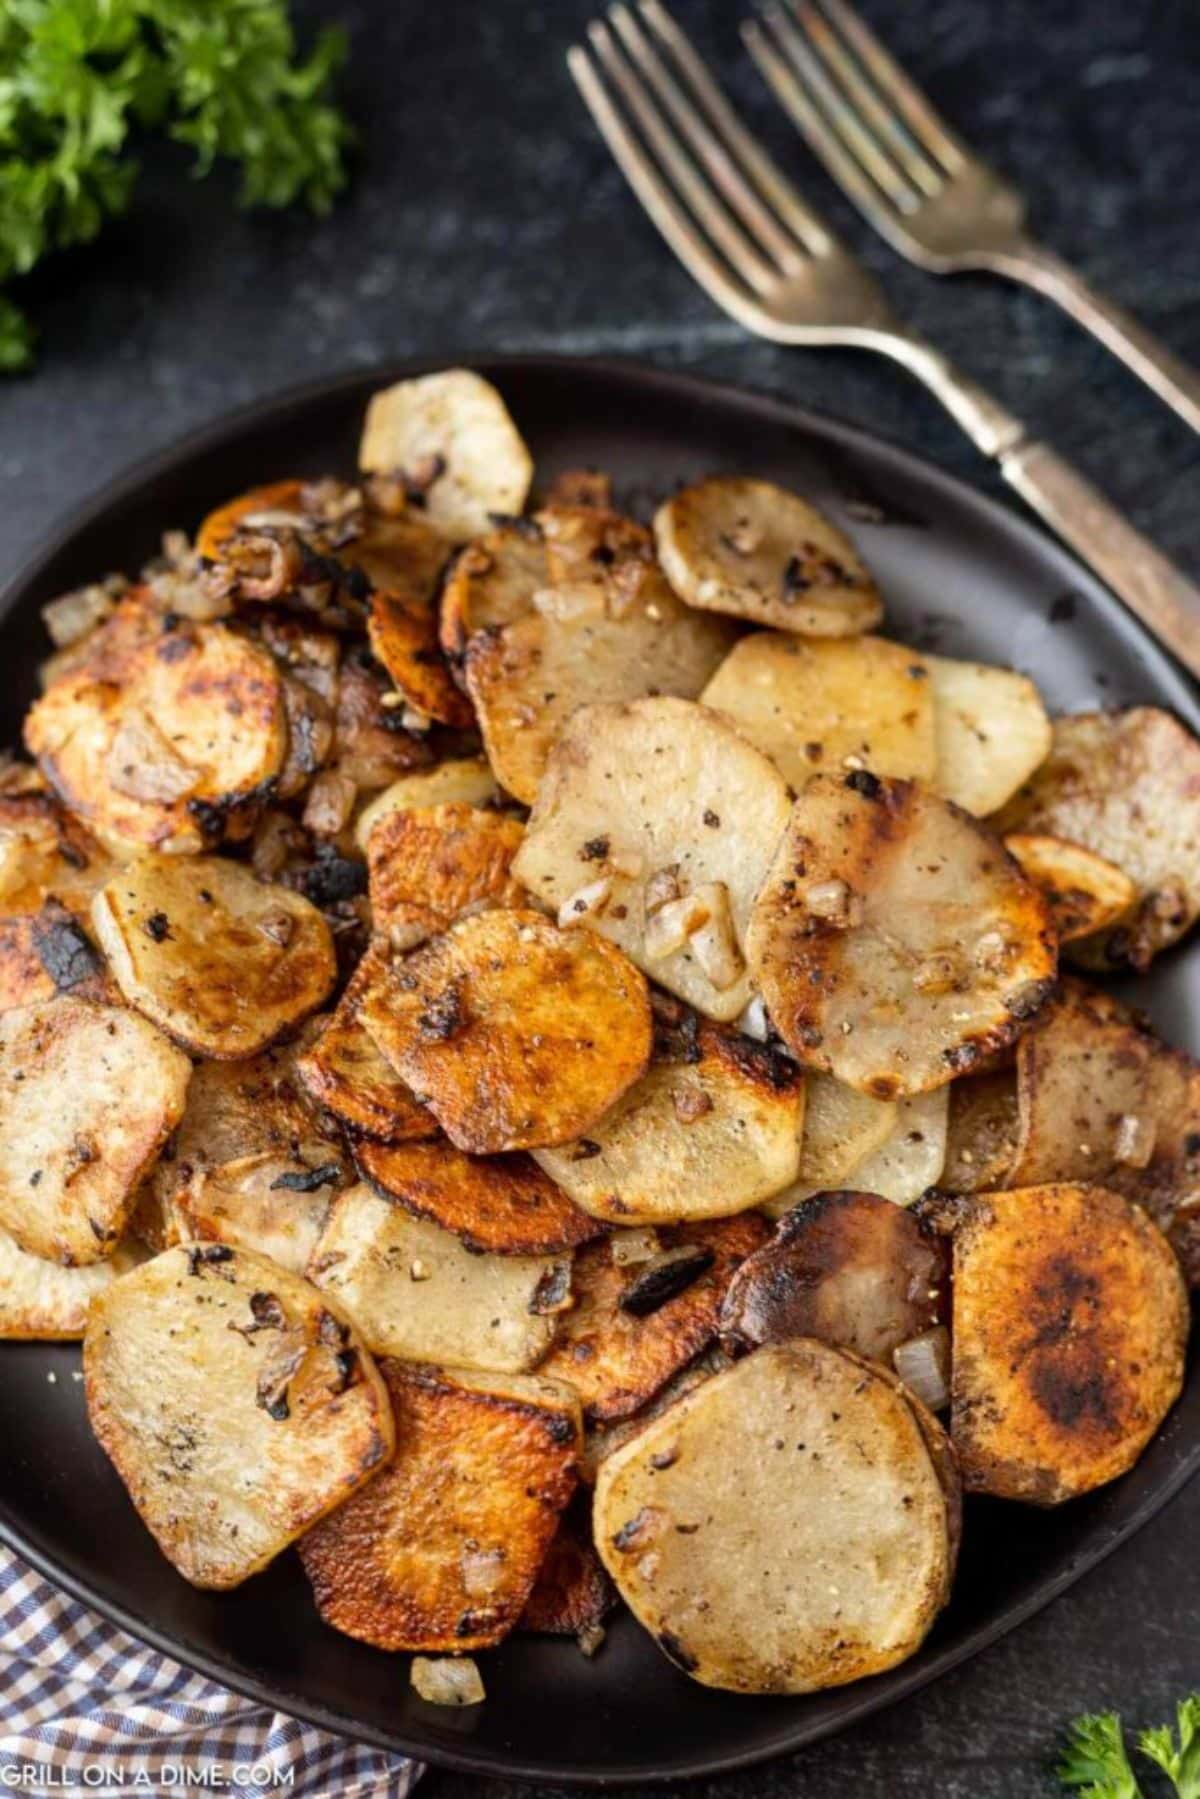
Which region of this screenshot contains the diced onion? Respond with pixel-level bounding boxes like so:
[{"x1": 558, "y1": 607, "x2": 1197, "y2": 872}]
[
  {"x1": 411, "y1": 1656, "x2": 485, "y2": 1706},
  {"x1": 893, "y1": 1326, "x2": 951, "y2": 1413}
]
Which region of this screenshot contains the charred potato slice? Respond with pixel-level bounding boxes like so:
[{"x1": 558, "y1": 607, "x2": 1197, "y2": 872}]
[
  {"x1": 701, "y1": 633, "x2": 935, "y2": 790},
  {"x1": 534, "y1": 1015, "x2": 804, "y2": 1224},
  {"x1": 92, "y1": 856, "x2": 336, "y2": 1059},
  {"x1": 360, "y1": 909, "x2": 652, "y2": 1153},
  {"x1": 0, "y1": 1232, "x2": 146, "y2": 1340},
  {"x1": 366, "y1": 802, "x2": 526, "y2": 949},
  {"x1": 0, "y1": 902, "x2": 114, "y2": 1015},
  {"x1": 926, "y1": 655, "x2": 1051, "y2": 816},
  {"x1": 299, "y1": 1359, "x2": 579, "y2": 1650},
  {"x1": 294, "y1": 943, "x2": 436, "y2": 1143},
  {"x1": 746, "y1": 774, "x2": 1057, "y2": 1097},
  {"x1": 942, "y1": 1070, "x2": 1019, "y2": 1193},
  {"x1": 654, "y1": 477, "x2": 881, "y2": 637},
  {"x1": 719, "y1": 1190, "x2": 945, "y2": 1362},
  {"x1": 0, "y1": 998, "x2": 191, "y2": 1264},
  {"x1": 538, "y1": 1215, "x2": 766, "y2": 1422},
  {"x1": 439, "y1": 522, "x2": 549, "y2": 657},
  {"x1": 520, "y1": 1499, "x2": 616, "y2": 1639},
  {"x1": 849, "y1": 1087, "x2": 949, "y2": 1204},
  {"x1": 1003, "y1": 833, "x2": 1136, "y2": 944},
  {"x1": 308, "y1": 1183, "x2": 563, "y2": 1372},
  {"x1": 356, "y1": 1136, "x2": 602, "y2": 1255},
  {"x1": 762, "y1": 1075, "x2": 897, "y2": 1219},
  {"x1": 85, "y1": 1244, "x2": 393, "y2": 1588},
  {"x1": 366, "y1": 574, "x2": 473, "y2": 732},
  {"x1": 359, "y1": 369, "x2": 533, "y2": 541},
  {"x1": 513, "y1": 697, "x2": 793, "y2": 1021},
  {"x1": 354, "y1": 758, "x2": 499, "y2": 852},
  {"x1": 594, "y1": 1342, "x2": 956, "y2": 1692},
  {"x1": 949, "y1": 1183, "x2": 1187, "y2": 1503}
]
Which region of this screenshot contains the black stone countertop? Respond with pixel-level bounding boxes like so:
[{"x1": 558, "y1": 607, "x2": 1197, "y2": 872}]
[{"x1": 2, "y1": 1, "x2": 1197, "y2": 1793}]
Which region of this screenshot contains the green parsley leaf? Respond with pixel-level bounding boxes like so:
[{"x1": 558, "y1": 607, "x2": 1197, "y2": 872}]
[
  {"x1": 0, "y1": 292, "x2": 34, "y2": 370},
  {"x1": 1139, "y1": 1695, "x2": 1200, "y2": 1798},
  {"x1": 1057, "y1": 1711, "x2": 1143, "y2": 1799}
]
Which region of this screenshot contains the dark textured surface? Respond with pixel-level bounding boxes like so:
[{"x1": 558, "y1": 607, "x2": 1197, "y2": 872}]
[{"x1": 1, "y1": 0, "x2": 1197, "y2": 1792}]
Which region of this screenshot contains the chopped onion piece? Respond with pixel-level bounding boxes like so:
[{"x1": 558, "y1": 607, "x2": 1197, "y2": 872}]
[
  {"x1": 610, "y1": 1226, "x2": 660, "y2": 1267},
  {"x1": 893, "y1": 1326, "x2": 951, "y2": 1413},
  {"x1": 410, "y1": 1656, "x2": 486, "y2": 1706},
  {"x1": 558, "y1": 877, "x2": 612, "y2": 929}
]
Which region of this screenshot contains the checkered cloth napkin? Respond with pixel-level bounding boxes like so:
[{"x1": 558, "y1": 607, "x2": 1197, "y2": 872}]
[{"x1": 0, "y1": 1543, "x2": 423, "y2": 1797}]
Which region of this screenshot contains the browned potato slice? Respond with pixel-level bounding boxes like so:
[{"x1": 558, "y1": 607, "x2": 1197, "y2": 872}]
[
  {"x1": 359, "y1": 369, "x2": 533, "y2": 541},
  {"x1": 513, "y1": 697, "x2": 793, "y2": 1021},
  {"x1": 992, "y1": 707, "x2": 1200, "y2": 970},
  {"x1": 520, "y1": 1498, "x2": 615, "y2": 1639},
  {"x1": 366, "y1": 589, "x2": 473, "y2": 730},
  {"x1": 701, "y1": 633, "x2": 936, "y2": 790},
  {"x1": 594, "y1": 1342, "x2": 956, "y2": 1692},
  {"x1": 942, "y1": 1070, "x2": 1019, "y2": 1193},
  {"x1": 762, "y1": 1075, "x2": 897, "y2": 1219},
  {"x1": 463, "y1": 569, "x2": 736, "y2": 805},
  {"x1": 746, "y1": 774, "x2": 1057, "y2": 1097},
  {"x1": 194, "y1": 479, "x2": 307, "y2": 563},
  {"x1": 360, "y1": 909, "x2": 652, "y2": 1153},
  {"x1": 0, "y1": 902, "x2": 115, "y2": 1014},
  {"x1": 926, "y1": 656, "x2": 1051, "y2": 815},
  {"x1": 294, "y1": 943, "x2": 436, "y2": 1143},
  {"x1": 299, "y1": 1360, "x2": 578, "y2": 1650},
  {"x1": 366, "y1": 802, "x2": 526, "y2": 948},
  {"x1": 85, "y1": 1243, "x2": 393, "y2": 1588},
  {"x1": 1003, "y1": 833, "x2": 1137, "y2": 943},
  {"x1": 354, "y1": 1136, "x2": 603, "y2": 1255},
  {"x1": 439, "y1": 522, "x2": 549, "y2": 657},
  {"x1": 0, "y1": 789, "x2": 114, "y2": 919},
  {"x1": 0, "y1": 1232, "x2": 146, "y2": 1340},
  {"x1": 538, "y1": 505, "x2": 654, "y2": 582},
  {"x1": 0, "y1": 998, "x2": 191, "y2": 1264},
  {"x1": 719, "y1": 1190, "x2": 945, "y2": 1361},
  {"x1": 308, "y1": 1183, "x2": 563, "y2": 1371},
  {"x1": 849, "y1": 1088, "x2": 949, "y2": 1204},
  {"x1": 92, "y1": 856, "x2": 336, "y2": 1059},
  {"x1": 534, "y1": 1015, "x2": 803, "y2": 1224},
  {"x1": 580, "y1": 1350, "x2": 730, "y2": 1483},
  {"x1": 949, "y1": 1183, "x2": 1187, "y2": 1503},
  {"x1": 354, "y1": 759, "x2": 499, "y2": 852},
  {"x1": 329, "y1": 652, "x2": 433, "y2": 795},
  {"x1": 538, "y1": 1215, "x2": 766, "y2": 1421},
  {"x1": 654, "y1": 477, "x2": 881, "y2": 638}
]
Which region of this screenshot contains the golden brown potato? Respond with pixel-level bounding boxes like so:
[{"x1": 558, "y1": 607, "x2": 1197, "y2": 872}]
[
  {"x1": 298, "y1": 1360, "x2": 578, "y2": 1650},
  {"x1": 294, "y1": 943, "x2": 437, "y2": 1143},
  {"x1": 0, "y1": 1232, "x2": 146, "y2": 1340},
  {"x1": 85, "y1": 1244, "x2": 394, "y2": 1588},
  {"x1": 366, "y1": 585, "x2": 473, "y2": 731},
  {"x1": 0, "y1": 902, "x2": 115, "y2": 1015},
  {"x1": 0, "y1": 789, "x2": 115, "y2": 920},
  {"x1": 942, "y1": 1069, "x2": 1019, "y2": 1194},
  {"x1": 948, "y1": 1183, "x2": 1187, "y2": 1503},
  {"x1": 438, "y1": 521, "x2": 549, "y2": 658},
  {"x1": 366, "y1": 802, "x2": 526, "y2": 948},
  {"x1": 194, "y1": 479, "x2": 307, "y2": 564},
  {"x1": 354, "y1": 1136, "x2": 604, "y2": 1255},
  {"x1": 360, "y1": 909, "x2": 653, "y2": 1153},
  {"x1": 520, "y1": 1499, "x2": 615, "y2": 1639},
  {"x1": 354, "y1": 758, "x2": 499, "y2": 852},
  {"x1": 580, "y1": 1350, "x2": 730, "y2": 1484},
  {"x1": 746, "y1": 773, "x2": 1057, "y2": 1097},
  {"x1": 762, "y1": 1075, "x2": 897, "y2": 1218},
  {"x1": 925, "y1": 656, "x2": 1051, "y2": 816},
  {"x1": 1003, "y1": 833, "x2": 1137, "y2": 944}
]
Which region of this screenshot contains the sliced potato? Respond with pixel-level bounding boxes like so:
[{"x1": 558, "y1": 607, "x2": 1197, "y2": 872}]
[
  {"x1": 92, "y1": 856, "x2": 336, "y2": 1058},
  {"x1": 360, "y1": 909, "x2": 652, "y2": 1154},
  {"x1": 925, "y1": 654, "x2": 1051, "y2": 816},
  {"x1": 0, "y1": 789, "x2": 114, "y2": 919},
  {"x1": 594, "y1": 1342, "x2": 956, "y2": 1692},
  {"x1": 0, "y1": 901, "x2": 114, "y2": 1015},
  {"x1": 366, "y1": 802, "x2": 526, "y2": 948},
  {"x1": 701, "y1": 633, "x2": 935, "y2": 790},
  {"x1": 942, "y1": 1070, "x2": 1019, "y2": 1193},
  {"x1": 329, "y1": 651, "x2": 433, "y2": 798},
  {"x1": 0, "y1": 1231, "x2": 146, "y2": 1340},
  {"x1": 761, "y1": 1074, "x2": 897, "y2": 1219},
  {"x1": 463, "y1": 567, "x2": 736, "y2": 805},
  {"x1": 439, "y1": 522, "x2": 549, "y2": 658},
  {"x1": 719, "y1": 1190, "x2": 945, "y2": 1362},
  {"x1": 513, "y1": 697, "x2": 793, "y2": 1021},
  {"x1": 85, "y1": 1243, "x2": 393, "y2": 1588},
  {"x1": 949, "y1": 1183, "x2": 1187, "y2": 1503},
  {"x1": 355, "y1": 1136, "x2": 603, "y2": 1255},
  {"x1": 992, "y1": 707, "x2": 1200, "y2": 970},
  {"x1": 354, "y1": 759, "x2": 499, "y2": 852},
  {"x1": 299, "y1": 1359, "x2": 578, "y2": 1650},
  {"x1": 194, "y1": 478, "x2": 308, "y2": 564},
  {"x1": 0, "y1": 998, "x2": 191, "y2": 1264},
  {"x1": 538, "y1": 505, "x2": 654, "y2": 583},
  {"x1": 537, "y1": 1215, "x2": 766, "y2": 1421},
  {"x1": 308, "y1": 1183, "x2": 563, "y2": 1372},
  {"x1": 294, "y1": 943, "x2": 436, "y2": 1143},
  {"x1": 1003, "y1": 833, "x2": 1137, "y2": 945},
  {"x1": 520, "y1": 1500, "x2": 615, "y2": 1638},
  {"x1": 580, "y1": 1350, "x2": 730, "y2": 1483},
  {"x1": 654, "y1": 476, "x2": 881, "y2": 638},
  {"x1": 359, "y1": 369, "x2": 533, "y2": 541},
  {"x1": 366, "y1": 586, "x2": 473, "y2": 730},
  {"x1": 746, "y1": 774, "x2": 1057, "y2": 1097},
  {"x1": 534, "y1": 1014, "x2": 803, "y2": 1224},
  {"x1": 850, "y1": 1087, "x2": 949, "y2": 1204}
]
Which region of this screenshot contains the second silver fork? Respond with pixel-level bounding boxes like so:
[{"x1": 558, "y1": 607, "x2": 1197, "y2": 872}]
[{"x1": 569, "y1": 1, "x2": 1200, "y2": 680}]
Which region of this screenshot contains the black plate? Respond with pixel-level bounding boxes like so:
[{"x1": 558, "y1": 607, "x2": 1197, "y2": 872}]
[{"x1": 1, "y1": 356, "x2": 1197, "y2": 1787}]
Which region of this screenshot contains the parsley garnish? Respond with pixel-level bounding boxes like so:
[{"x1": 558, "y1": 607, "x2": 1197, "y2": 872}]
[{"x1": 1058, "y1": 1698, "x2": 1200, "y2": 1797}]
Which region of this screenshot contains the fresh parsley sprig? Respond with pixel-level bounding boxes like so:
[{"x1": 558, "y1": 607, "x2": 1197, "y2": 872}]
[{"x1": 1058, "y1": 1698, "x2": 1200, "y2": 1797}]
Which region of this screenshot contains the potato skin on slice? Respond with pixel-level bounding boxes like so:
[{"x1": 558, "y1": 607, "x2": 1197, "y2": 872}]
[
  {"x1": 366, "y1": 802, "x2": 526, "y2": 949},
  {"x1": 0, "y1": 1232, "x2": 146, "y2": 1340},
  {"x1": 1003, "y1": 833, "x2": 1136, "y2": 945},
  {"x1": 746, "y1": 773, "x2": 1057, "y2": 1098},
  {"x1": 354, "y1": 1136, "x2": 603, "y2": 1255},
  {"x1": 92, "y1": 856, "x2": 336, "y2": 1059},
  {"x1": 948, "y1": 1183, "x2": 1187, "y2": 1504},
  {"x1": 294, "y1": 942, "x2": 437, "y2": 1143},
  {"x1": 85, "y1": 1244, "x2": 394, "y2": 1589},
  {"x1": 360, "y1": 909, "x2": 653, "y2": 1154},
  {"x1": 0, "y1": 998, "x2": 191, "y2": 1265},
  {"x1": 594, "y1": 1341, "x2": 956, "y2": 1693},
  {"x1": 298, "y1": 1359, "x2": 578, "y2": 1651}
]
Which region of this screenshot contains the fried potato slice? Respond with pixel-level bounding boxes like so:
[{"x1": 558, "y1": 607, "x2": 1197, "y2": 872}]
[
  {"x1": 25, "y1": 597, "x2": 287, "y2": 853},
  {"x1": 701, "y1": 633, "x2": 935, "y2": 790},
  {"x1": 92, "y1": 856, "x2": 336, "y2": 1058},
  {"x1": 354, "y1": 759, "x2": 500, "y2": 852},
  {"x1": 762, "y1": 1074, "x2": 897, "y2": 1219},
  {"x1": 746, "y1": 774, "x2": 1057, "y2": 1097},
  {"x1": 850, "y1": 1087, "x2": 949, "y2": 1204},
  {"x1": 308, "y1": 1183, "x2": 563, "y2": 1371},
  {"x1": 534, "y1": 1013, "x2": 803, "y2": 1224},
  {"x1": 925, "y1": 655, "x2": 1051, "y2": 816},
  {"x1": 360, "y1": 909, "x2": 652, "y2": 1153},
  {"x1": 0, "y1": 901, "x2": 115, "y2": 1015},
  {"x1": 992, "y1": 707, "x2": 1200, "y2": 970},
  {"x1": 514, "y1": 697, "x2": 793, "y2": 1021},
  {"x1": 355, "y1": 1137, "x2": 602, "y2": 1256},
  {"x1": 942, "y1": 1070, "x2": 1019, "y2": 1194},
  {"x1": 594, "y1": 1341, "x2": 956, "y2": 1692},
  {"x1": 330, "y1": 651, "x2": 433, "y2": 795},
  {"x1": 366, "y1": 802, "x2": 526, "y2": 948},
  {"x1": 194, "y1": 479, "x2": 307, "y2": 563},
  {"x1": 1002, "y1": 833, "x2": 1136, "y2": 945},
  {"x1": 0, "y1": 789, "x2": 114, "y2": 919},
  {"x1": 719, "y1": 1190, "x2": 945, "y2": 1362},
  {"x1": 0, "y1": 998, "x2": 190, "y2": 1264},
  {"x1": 299, "y1": 1359, "x2": 578, "y2": 1650},
  {"x1": 85, "y1": 1243, "x2": 393, "y2": 1588},
  {"x1": 654, "y1": 476, "x2": 882, "y2": 638},
  {"x1": 520, "y1": 1499, "x2": 616, "y2": 1639},
  {"x1": 538, "y1": 1215, "x2": 766, "y2": 1421},
  {"x1": 359, "y1": 369, "x2": 533, "y2": 541},
  {"x1": 463, "y1": 568, "x2": 737, "y2": 805},
  {"x1": 366, "y1": 588, "x2": 473, "y2": 730},
  {"x1": 948, "y1": 1183, "x2": 1187, "y2": 1503},
  {"x1": 0, "y1": 1231, "x2": 147, "y2": 1340},
  {"x1": 580, "y1": 1350, "x2": 730, "y2": 1483},
  {"x1": 439, "y1": 522, "x2": 549, "y2": 658},
  {"x1": 294, "y1": 944, "x2": 436, "y2": 1143}
]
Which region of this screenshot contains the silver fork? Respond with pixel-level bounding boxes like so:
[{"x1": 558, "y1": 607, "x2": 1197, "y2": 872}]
[
  {"x1": 743, "y1": 0, "x2": 1200, "y2": 435},
  {"x1": 568, "y1": 0, "x2": 1200, "y2": 680}
]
